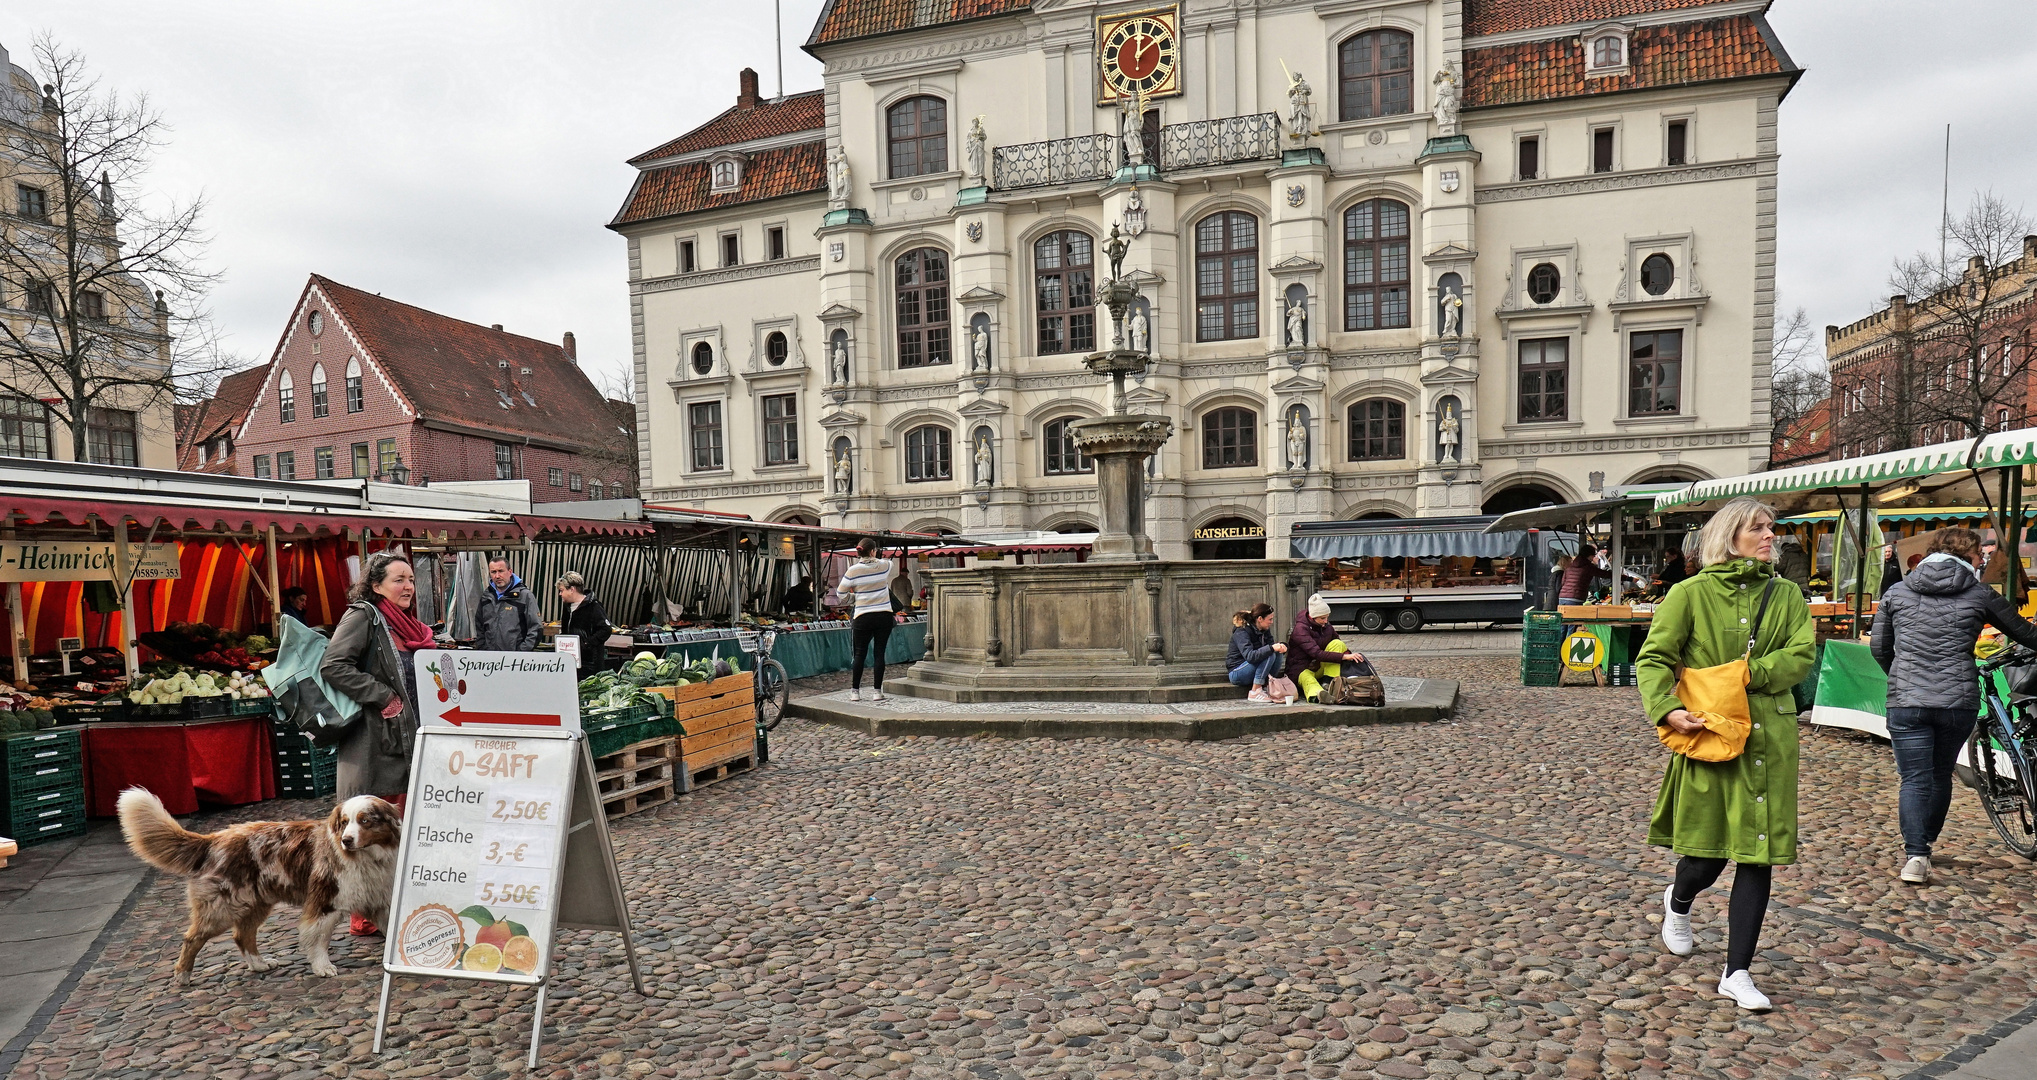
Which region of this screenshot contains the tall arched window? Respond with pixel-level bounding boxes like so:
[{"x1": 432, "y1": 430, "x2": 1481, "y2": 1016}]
[
  {"x1": 310, "y1": 363, "x2": 329, "y2": 418},
  {"x1": 344, "y1": 357, "x2": 364, "y2": 413},
  {"x1": 277, "y1": 370, "x2": 295, "y2": 423},
  {"x1": 1195, "y1": 212, "x2": 1259, "y2": 343},
  {"x1": 905, "y1": 425, "x2": 952, "y2": 482},
  {"x1": 1338, "y1": 30, "x2": 1414, "y2": 122},
  {"x1": 1201, "y1": 406, "x2": 1258, "y2": 469},
  {"x1": 1348, "y1": 399, "x2": 1405, "y2": 460},
  {"x1": 896, "y1": 248, "x2": 951, "y2": 368},
  {"x1": 1344, "y1": 199, "x2": 1411, "y2": 330},
  {"x1": 1035, "y1": 231, "x2": 1095, "y2": 355},
  {"x1": 1042, "y1": 417, "x2": 1094, "y2": 475},
  {"x1": 887, "y1": 96, "x2": 948, "y2": 179}
]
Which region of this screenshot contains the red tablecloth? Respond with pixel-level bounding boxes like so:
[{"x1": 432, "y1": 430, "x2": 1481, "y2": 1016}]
[{"x1": 84, "y1": 717, "x2": 277, "y2": 817}]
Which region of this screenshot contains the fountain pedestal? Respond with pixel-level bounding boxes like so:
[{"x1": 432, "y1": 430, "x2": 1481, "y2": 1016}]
[{"x1": 1070, "y1": 411, "x2": 1172, "y2": 562}]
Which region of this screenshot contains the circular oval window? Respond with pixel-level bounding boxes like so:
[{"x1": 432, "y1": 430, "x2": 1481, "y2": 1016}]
[
  {"x1": 766, "y1": 332, "x2": 788, "y2": 366},
  {"x1": 307, "y1": 311, "x2": 324, "y2": 336},
  {"x1": 1640, "y1": 253, "x2": 1675, "y2": 296},
  {"x1": 1527, "y1": 263, "x2": 1562, "y2": 304},
  {"x1": 690, "y1": 341, "x2": 714, "y2": 375}
]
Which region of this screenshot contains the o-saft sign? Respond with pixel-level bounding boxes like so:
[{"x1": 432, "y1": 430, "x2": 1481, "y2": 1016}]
[{"x1": 0, "y1": 542, "x2": 180, "y2": 583}]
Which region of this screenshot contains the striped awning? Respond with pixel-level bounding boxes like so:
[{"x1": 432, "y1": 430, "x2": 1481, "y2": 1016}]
[{"x1": 1653, "y1": 430, "x2": 2037, "y2": 514}]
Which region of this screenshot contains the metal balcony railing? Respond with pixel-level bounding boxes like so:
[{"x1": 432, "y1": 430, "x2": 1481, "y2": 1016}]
[
  {"x1": 988, "y1": 113, "x2": 1284, "y2": 191},
  {"x1": 992, "y1": 134, "x2": 1117, "y2": 191},
  {"x1": 1158, "y1": 112, "x2": 1282, "y2": 171}
]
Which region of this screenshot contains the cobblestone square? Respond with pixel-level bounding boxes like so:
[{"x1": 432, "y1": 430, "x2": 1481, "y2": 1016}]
[{"x1": 10, "y1": 657, "x2": 2035, "y2": 1080}]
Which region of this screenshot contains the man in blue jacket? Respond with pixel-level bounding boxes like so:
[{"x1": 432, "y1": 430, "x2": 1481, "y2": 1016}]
[{"x1": 475, "y1": 556, "x2": 543, "y2": 651}]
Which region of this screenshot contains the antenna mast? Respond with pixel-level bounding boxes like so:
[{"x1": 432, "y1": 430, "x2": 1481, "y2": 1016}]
[
  {"x1": 775, "y1": 0, "x2": 785, "y2": 99},
  {"x1": 1941, "y1": 123, "x2": 1951, "y2": 271}
]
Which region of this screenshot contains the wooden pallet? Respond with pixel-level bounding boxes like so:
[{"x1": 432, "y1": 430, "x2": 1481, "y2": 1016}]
[
  {"x1": 593, "y1": 735, "x2": 679, "y2": 819},
  {"x1": 686, "y1": 753, "x2": 758, "y2": 790},
  {"x1": 0, "y1": 836, "x2": 16, "y2": 869}
]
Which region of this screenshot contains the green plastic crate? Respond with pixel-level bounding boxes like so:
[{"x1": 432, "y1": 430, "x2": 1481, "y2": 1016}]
[
  {"x1": 4, "y1": 785, "x2": 85, "y2": 840},
  {"x1": 586, "y1": 716, "x2": 683, "y2": 759}
]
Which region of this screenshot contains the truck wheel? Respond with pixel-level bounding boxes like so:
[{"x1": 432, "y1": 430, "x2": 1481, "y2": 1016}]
[
  {"x1": 1393, "y1": 608, "x2": 1425, "y2": 633},
  {"x1": 1356, "y1": 609, "x2": 1387, "y2": 633}
]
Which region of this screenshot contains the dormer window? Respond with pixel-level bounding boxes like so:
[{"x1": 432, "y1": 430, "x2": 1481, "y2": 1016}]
[
  {"x1": 709, "y1": 154, "x2": 743, "y2": 193},
  {"x1": 1584, "y1": 27, "x2": 1632, "y2": 75}
]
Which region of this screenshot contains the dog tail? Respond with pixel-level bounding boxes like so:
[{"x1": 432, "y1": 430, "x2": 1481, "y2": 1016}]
[{"x1": 117, "y1": 787, "x2": 211, "y2": 876}]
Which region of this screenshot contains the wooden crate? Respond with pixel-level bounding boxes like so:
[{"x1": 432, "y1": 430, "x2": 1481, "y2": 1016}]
[
  {"x1": 670, "y1": 674, "x2": 757, "y2": 792},
  {"x1": 593, "y1": 735, "x2": 679, "y2": 819},
  {"x1": 0, "y1": 835, "x2": 16, "y2": 869}
]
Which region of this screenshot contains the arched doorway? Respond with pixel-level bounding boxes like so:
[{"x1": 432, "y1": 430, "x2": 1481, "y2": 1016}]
[
  {"x1": 1192, "y1": 516, "x2": 1267, "y2": 559},
  {"x1": 1482, "y1": 484, "x2": 1565, "y2": 516},
  {"x1": 1358, "y1": 511, "x2": 1404, "y2": 521}
]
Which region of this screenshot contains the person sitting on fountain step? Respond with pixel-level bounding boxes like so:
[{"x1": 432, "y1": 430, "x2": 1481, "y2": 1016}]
[
  {"x1": 1290, "y1": 593, "x2": 1366, "y2": 702},
  {"x1": 1226, "y1": 603, "x2": 1288, "y2": 704}
]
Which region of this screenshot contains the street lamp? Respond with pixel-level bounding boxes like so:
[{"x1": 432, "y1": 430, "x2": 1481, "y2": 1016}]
[{"x1": 388, "y1": 454, "x2": 411, "y2": 486}]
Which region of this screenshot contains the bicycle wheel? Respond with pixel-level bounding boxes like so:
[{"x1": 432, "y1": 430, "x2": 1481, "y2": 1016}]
[
  {"x1": 1971, "y1": 723, "x2": 2037, "y2": 859},
  {"x1": 756, "y1": 659, "x2": 790, "y2": 731}
]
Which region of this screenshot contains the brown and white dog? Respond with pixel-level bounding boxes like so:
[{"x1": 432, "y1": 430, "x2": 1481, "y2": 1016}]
[{"x1": 118, "y1": 788, "x2": 401, "y2": 981}]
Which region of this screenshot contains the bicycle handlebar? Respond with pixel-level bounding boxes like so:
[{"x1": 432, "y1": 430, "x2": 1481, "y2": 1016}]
[{"x1": 1979, "y1": 644, "x2": 2037, "y2": 673}]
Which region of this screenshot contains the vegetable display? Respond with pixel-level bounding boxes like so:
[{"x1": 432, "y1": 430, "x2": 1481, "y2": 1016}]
[{"x1": 127, "y1": 669, "x2": 272, "y2": 706}]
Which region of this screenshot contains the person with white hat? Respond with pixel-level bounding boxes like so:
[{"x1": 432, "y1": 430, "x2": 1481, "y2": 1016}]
[{"x1": 1289, "y1": 593, "x2": 1363, "y2": 702}]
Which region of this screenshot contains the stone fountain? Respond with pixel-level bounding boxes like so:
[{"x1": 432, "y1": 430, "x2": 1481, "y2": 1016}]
[{"x1": 888, "y1": 228, "x2": 1324, "y2": 703}]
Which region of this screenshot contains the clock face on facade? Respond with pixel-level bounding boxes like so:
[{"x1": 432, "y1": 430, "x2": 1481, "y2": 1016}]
[{"x1": 1097, "y1": 6, "x2": 1182, "y2": 103}]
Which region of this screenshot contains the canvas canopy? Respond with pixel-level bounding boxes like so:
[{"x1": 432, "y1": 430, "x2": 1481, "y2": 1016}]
[{"x1": 1653, "y1": 429, "x2": 2037, "y2": 515}]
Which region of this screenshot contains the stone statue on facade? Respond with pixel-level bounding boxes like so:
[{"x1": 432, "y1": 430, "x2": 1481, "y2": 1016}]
[
  {"x1": 1438, "y1": 405, "x2": 1462, "y2": 462},
  {"x1": 1286, "y1": 414, "x2": 1308, "y2": 470},
  {"x1": 972, "y1": 325, "x2": 991, "y2": 371},
  {"x1": 1440, "y1": 291, "x2": 1463, "y2": 338},
  {"x1": 827, "y1": 145, "x2": 851, "y2": 208},
  {"x1": 1128, "y1": 306, "x2": 1149, "y2": 355},
  {"x1": 965, "y1": 117, "x2": 987, "y2": 184},
  {"x1": 974, "y1": 435, "x2": 994, "y2": 486},
  {"x1": 1286, "y1": 297, "x2": 1307, "y2": 347},
  {"x1": 1432, "y1": 67, "x2": 1462, "y2": 134},
  {"x1": 1119, "y1": 95, "x2": 1147, "y2": 167},
  {"x1": 833, "y1": 450, "x2": 852, "y2": 494},
  {"x1": 1286, "y1": 70, "x2": 1317, "y2": 142},
  {"x1": 830, "y1": 339, "x2": 849, "y2": 384}
]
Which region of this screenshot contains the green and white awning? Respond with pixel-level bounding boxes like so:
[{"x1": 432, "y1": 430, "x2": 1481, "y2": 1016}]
[{"x1": 1653, "y1": 429, "x2": 2037, "y2": 515}]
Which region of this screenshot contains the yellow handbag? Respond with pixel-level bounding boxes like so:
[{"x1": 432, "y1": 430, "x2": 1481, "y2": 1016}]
[{"x1": 1657, "y1": 578, "x2": 1775, "y2": 763}]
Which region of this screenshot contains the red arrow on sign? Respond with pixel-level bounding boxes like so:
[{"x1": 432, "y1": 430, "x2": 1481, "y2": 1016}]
[{"x1": 439, "y1": 706, "x2": 562, "y2": 728}]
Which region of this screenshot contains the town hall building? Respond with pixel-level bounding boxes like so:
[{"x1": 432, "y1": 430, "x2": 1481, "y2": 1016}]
[{"x1": 609, "y1": 0, "x2": 1799, "y2": 557}]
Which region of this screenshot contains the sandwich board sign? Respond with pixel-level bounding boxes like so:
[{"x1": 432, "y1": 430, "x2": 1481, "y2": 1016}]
[
  {"x1": 374, "y1": 654, "x2": 641, "y2": 1067},
  {"x1": 412, "y1": 649, "x2": 581, "y2": 731}
]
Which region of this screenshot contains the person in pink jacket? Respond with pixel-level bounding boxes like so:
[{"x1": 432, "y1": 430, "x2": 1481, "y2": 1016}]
[{"x1": 1288, "y1": 594, "x2": 1365, "y2": 701}]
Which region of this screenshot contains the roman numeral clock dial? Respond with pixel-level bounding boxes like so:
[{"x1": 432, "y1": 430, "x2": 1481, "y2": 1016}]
[{"x1": 1098, "y1": 8, "x2": 1180, "y2": 103}]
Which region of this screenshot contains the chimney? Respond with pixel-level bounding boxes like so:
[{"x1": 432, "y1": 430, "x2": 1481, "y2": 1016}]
[
  {"x1": 737, "y1": 68, "x2": 760, "y2": 109},
  {"x1": 562, "y1": 331, "x2": 577, "y2": 362},
  {"x1": 2024, "y1": 234, "x2": 2037, "y2": 267},
  {"x1": 491, "y1": 323, "x2": 504, "y2": 331}
]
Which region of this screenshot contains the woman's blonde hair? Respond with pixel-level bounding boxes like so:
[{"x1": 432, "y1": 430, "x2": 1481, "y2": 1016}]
[{"x1": 1698, "y1": 496, "x2": 1776, "y2": 567}]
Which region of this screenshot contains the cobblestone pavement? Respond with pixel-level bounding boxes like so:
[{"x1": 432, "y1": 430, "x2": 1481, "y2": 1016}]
[{"x1": 11, "y1": 656, "x2": 2037, "y2": 1080}]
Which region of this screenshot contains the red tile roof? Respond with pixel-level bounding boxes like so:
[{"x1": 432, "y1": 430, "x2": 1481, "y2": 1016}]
[
  {"x1": 176, "y1": 364, "x2": 270, "y2": 473},
  {"x1": 1770, "y1": 399, "x2": 1831, "y2": 468},
  {"x1": 610, "y1": 141, "x2": 827, "y2": 228},
  {"x1": 808, "y1": 0, "x2": 1031, "y2": 47},
  {"x1": 308, "y1": 276, "x2": 632, "y2": 457},
  {"x1": 628, "y1": 91, "x2": 825, "y2": 165},
  {"x1": 1464, "y1": 15, "x2": 1791, "y2": 109},
  {"x1": 1463, "y1": 0, "x2": 1734, "y2": 36}
]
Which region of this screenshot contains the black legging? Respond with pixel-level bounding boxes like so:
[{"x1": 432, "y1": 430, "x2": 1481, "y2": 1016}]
[
  {"x1": 850, "y1": 610, "x2": 895, "y2": 691},
  {"x1": 1669, "y1": 857, "x2": 1773, "y2": 973}
]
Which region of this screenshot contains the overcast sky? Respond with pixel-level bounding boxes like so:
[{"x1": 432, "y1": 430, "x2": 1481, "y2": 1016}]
[{"x1": 2, "y1": 0, "x2": 2031, "y2": 395}]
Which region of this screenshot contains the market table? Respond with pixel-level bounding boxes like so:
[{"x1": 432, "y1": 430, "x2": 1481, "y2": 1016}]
[
  {"x1": 660, "y1": 622, "x2": 929, "y2": 680},
  {"x1": 83, "y1": 716, "x2": 277, "y2": 817}
]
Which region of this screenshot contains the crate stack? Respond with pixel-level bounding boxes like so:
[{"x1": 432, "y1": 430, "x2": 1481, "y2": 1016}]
[
  {"x1": 2, "y1": 727, "x2": 86, "y2": 846},
  {"x1": 1521, "y1": 611, "x2": 1564, "y2": 687},
  {"x1": 270, "y1": 722, "x2": 339, "y2": 799}
]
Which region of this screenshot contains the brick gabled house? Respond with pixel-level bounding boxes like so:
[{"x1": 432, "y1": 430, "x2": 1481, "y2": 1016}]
[
  {"x1": 175, "y1": 364, "x2": 270, "y2": 474},
  {"x1": 234, "y1": 275, "x2": 635, "y2": 501}
]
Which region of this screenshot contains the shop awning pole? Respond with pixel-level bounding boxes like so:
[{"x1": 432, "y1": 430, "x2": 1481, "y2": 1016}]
[
  {"x1": 266, "y1": 525, "x2": 283, "y2": 625},
  {"x1": 1853, "y1": 483, "x2": 1870, "y2": 627},
  {"x1": 2010, "y1": 467, "x2": 2025, "y2": 604},
  {"x1": 727, "y1": 529, "x2": 743, "y2": 624},
  {"x1": 113, "y1": 520, "x2": 139, "y2": 678},
  {"x1": 1608, "y1": 509, "x2": 1625, "y2": 605},
  {"x1": 5, "y1": 582, "x2": 23, "y2": 684}
]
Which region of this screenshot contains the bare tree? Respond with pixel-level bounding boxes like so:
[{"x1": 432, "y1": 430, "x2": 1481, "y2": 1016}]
[
  {"x1": 1767, "y1": 303, "x2": 1826, "y2": 451},
  {"x1": 0, "y1": 35, "x2": 228, "y2": 462}
]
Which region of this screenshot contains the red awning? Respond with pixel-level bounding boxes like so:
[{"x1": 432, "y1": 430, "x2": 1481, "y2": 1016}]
[
  {"x1": 2, "y1": 495, "x2": 521, "y2": 539},
  {"x1": 512, "y1": 514, "x2": 655, "y2": 538}
]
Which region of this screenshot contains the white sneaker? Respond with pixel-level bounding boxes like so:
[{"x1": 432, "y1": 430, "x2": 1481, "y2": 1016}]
[
  {"x1": 868, "y1": 689, "x2": 887, "y2": 702},
  {"x1": 1660, "y1": 885, "x2": 1693, "y2": 956},
  {"x1": 1717, "y1": 969, "x2": 1772, "y2": 1012},
  {"x1": 1901, "y1": 855, "x2": 1931, "y2": 884},
  {"x1": 849, "y1": 688, "x2": 862, "y2": 702},
  {"x1": 1247, "y1": 689, "x2": 1274, "y2": 703}
]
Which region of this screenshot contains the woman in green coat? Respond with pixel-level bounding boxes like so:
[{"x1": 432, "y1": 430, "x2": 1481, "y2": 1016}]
[{"x1": 1636, "y1": 496, "x2": 1814, "y2": 1012}]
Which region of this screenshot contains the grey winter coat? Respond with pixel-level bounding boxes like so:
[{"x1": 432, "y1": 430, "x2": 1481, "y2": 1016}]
[
  {"x1": 1871, "y1": 555, "x2": 2037, "y2": 709},
  {"x1": 321, "y1": 600, "x2": 421, "y2": 797},
  {"x1": 475, "y1": 578, "x2": 543, "y2": 651}
]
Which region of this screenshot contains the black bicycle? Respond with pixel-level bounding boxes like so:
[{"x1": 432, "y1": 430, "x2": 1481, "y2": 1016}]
[
  {"x1": 1963, "y1": 645, "x2": 2037, "y2": 858},
  {"x1": 744, "y1": 628, "x2": 790, "y2": 731}
]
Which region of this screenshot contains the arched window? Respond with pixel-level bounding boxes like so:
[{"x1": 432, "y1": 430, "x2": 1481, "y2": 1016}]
[
  {"x1": 691, "y1": 341, "x2": 715, "y2": 375},
  {"x1": 1042, "y1": 417, "x2": 1094, "y2": 475},
  {"x1": 1195, "y1": 212, "x2": 1259, "y2": 342},
  {"x1": 1591, "y1": 34, "x2": 1625, "y2": 69},
  {"x1": 278, "y1": 370, "x2": 295, "y2": 423},
  {"x1": 896, "y1": 248, "x2": 951, "y2": 368},
  {"x1": 589, "y1": 479, "x2": 604, "y2": 499},
  {"x1": 1640, "y1": 254, "x2": 1675, "y2": 296},
  {"x1": 310, "y1": 363, "x2": 329, "y2": 418},
  {"x1": 1201, "y1": 406, "x2": 1258, "y2": 469},
  {"x1": 1338, "y1": 30, "x2": 1414, "y2": 122},
  {"x1": 887, "y1": 96, "x2": 948, "y2": 179},
  {"x1": 766, "y1": 331, "x2": 788, "y2": 366},
  {"x1": 344, "y1": 357, "x2": 364, "y2": 413},
  {"x1": 1347, "y1": 399, "x2": 1405, "y2": 460},
  {"x1": 1344, "y1": 199, "x2": 1411, "y2": 330},
  {"x1": 905, "y1": 425, "x2": 952, "y2": 482},
  {"x1": 1035, "y1": 231, "x2": 1095, "y2": 355}
]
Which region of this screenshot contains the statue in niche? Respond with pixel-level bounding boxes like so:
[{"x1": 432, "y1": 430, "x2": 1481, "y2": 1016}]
[
  {"x1": 1286, "y1": 70, "x2": 1317, "y2": 141},
  {"x1": 972, "y1": 325, "x2": 991, "y2": 371},
  {"x1": 833, "y1": 450, "x2": 852, "y2": 494},
  {"x1": 1128, "y1": 305, "x2": 1149, "y2": 355},
  {"x1": 831, "y1": 339, "x2": 849, "y2": 385},
  {"x1": 1286, "y1": 297, "x2": 1307, "y2": 347},
  {"x1": 1286, "y1": 414, "x2": 1308, "y2": 470},
  {"x1": 965, "y1": 117, "x2": 987, "y2": 183},
  {"x1": 973, "y1": 435, "x2": 994, "y2": 486},
  {"x1": 1440, "y1": 291, "x2": 1463, "y2": 338},
  {"x1": 1120, "y1": 96, "x2": 1146, "y2": 167},
  {"x1": 1438, "y1": 402, "x2": 1462, "y2": 462},
  {"x1": 1432, "y1": 67, "x2": 1462, "y2": 133},
  {"x1": 826, "y1": 145, "x2": 851, "y2": 208}
]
